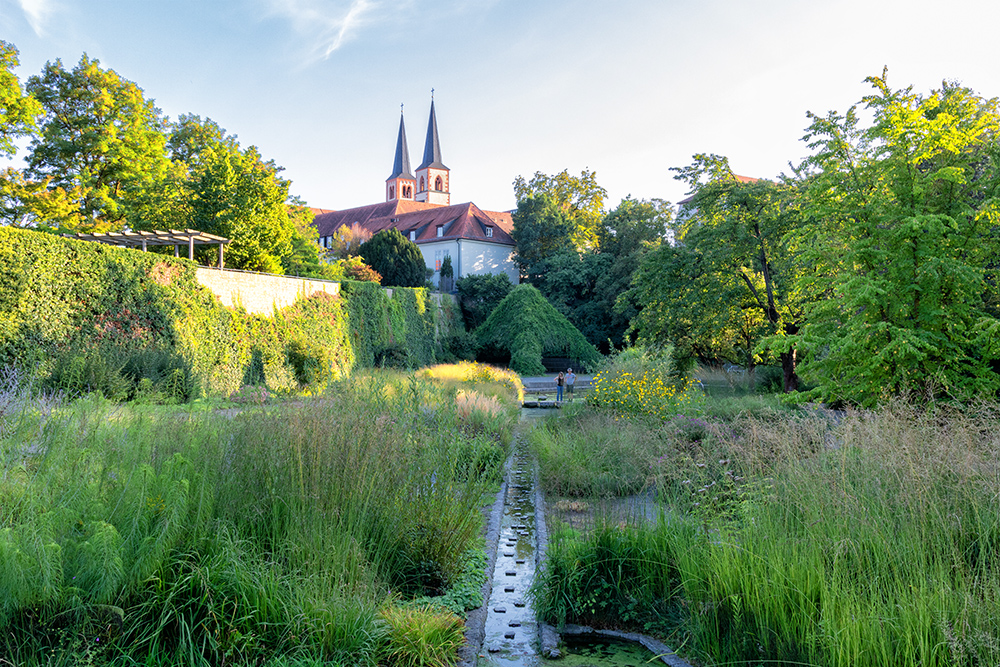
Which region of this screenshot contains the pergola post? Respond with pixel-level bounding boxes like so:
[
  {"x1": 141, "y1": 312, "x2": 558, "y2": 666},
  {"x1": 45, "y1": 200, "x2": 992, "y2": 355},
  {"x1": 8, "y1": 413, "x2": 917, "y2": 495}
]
[
  {"x1": 218, "y1": 243, "x2": 224, "y2": 269},
  {"x1": 174, "y1": 245, "x2": 179, "y2": 257},
  {"x1": 142, "y1": 239, "x2": 147, "y2": 252},
  {"x1": 188, "y1": 237, "x2": 194, "y2": 261}
]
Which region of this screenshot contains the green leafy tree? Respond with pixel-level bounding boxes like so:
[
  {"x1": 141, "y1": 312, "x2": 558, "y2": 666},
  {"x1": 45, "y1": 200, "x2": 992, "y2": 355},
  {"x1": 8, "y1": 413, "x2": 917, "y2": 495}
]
[
  {"x1": 0, "y1": 41, "x2": 40, "y2": 157},
  {"x1": 281, "y1": 199, "x2": 326, "y2": 277},
  {"x1": 456, "y1": 273, "x2": 513, "y2": 330},
  {"x1": 358, "y1": 228, "x2": 426, "y2": 287},
  {"x1": 514, "y1": 169, "x2": 607, "y2": 250},
  {"x1": 790, "y1": 71, "x2": 1000, "y2": 405},
  {"x1": 475, "y1": 284, "x2": 601, "y2": 375},
  {"x1": 631, "y1": 155, "x2": 805, "y2": 390},
  {"x1": 187, "y1": 142, "x2": 294, "y2": 273},
  {"x1": 511, "y1": 193, "x2": 576, "y2": 276},
  {"x1": 166, "y1": 115, "x2": 297, "y2": 273},
  {"x1": 25, "y1": 55, "x2": 174, "y2": 231}
]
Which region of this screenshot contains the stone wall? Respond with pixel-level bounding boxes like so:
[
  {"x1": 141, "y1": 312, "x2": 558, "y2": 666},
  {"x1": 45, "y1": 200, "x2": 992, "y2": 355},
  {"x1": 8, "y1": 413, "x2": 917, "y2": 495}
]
[{"x1": 195, "y1": 268, "x2": 340, "y2": 316}]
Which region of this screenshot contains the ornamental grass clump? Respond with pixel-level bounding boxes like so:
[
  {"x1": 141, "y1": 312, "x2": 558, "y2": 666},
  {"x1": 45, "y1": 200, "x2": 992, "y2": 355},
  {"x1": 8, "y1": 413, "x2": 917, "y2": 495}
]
[
  {"x1": 535, "y1": 399, "x2": 1000, "y2": 667},
  {"x1": 0, "y1": 370, "x2": 509, "y2": 665}
]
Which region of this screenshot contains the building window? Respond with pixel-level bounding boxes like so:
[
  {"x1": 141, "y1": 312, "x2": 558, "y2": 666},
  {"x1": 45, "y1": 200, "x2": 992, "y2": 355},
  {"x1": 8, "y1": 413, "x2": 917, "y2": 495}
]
[
  {"x1": 403, "y1": 185, "x2": 412, "y2": 198},
  {"x1": 485, "y1": 226, "x2": 493, "y2": 238},
  {"x1": 434, "y1": 249, "x2": 441, "y2": 271},
  {"x1": 435, "y1": 175, "x2": 443, "y2": 191},
  {"x1": 389, "y1": 185, "x2": 395, "y2": 199},
  {"x1": 409, "y1": 230, "x2": 416, "y2": 241},
  {"x1": 436, "y1": 226, "x2": 443, "y2": 238},
  {"x1": 419, "y1": 176, "x2": 425, "y2": 191}
]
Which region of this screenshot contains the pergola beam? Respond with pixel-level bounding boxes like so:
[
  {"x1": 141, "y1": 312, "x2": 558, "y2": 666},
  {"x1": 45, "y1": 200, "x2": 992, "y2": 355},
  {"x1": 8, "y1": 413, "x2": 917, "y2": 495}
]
[{"x1": 64, "y1": 229, "x2": 230, "y2": 268}]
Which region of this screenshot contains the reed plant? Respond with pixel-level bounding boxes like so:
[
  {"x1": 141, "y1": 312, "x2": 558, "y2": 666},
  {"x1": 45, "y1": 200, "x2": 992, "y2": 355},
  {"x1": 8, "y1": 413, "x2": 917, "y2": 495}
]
[
  {"x1": 0, "y1": 368, "x2": 510, "y2": 665},
  {"x1": 535, "y1": 400, "x2": 1000, "y2": 667}
]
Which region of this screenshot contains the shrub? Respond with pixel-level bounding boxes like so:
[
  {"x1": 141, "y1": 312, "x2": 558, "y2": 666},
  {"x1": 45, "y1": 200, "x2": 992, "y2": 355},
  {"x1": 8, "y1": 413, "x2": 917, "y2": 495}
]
[
  {"x1": 475, "y1": 284, "x2": 600, "y2": 375},
  {"x1": 378, "y1": 605, "x2": 465, "y2": 667}
]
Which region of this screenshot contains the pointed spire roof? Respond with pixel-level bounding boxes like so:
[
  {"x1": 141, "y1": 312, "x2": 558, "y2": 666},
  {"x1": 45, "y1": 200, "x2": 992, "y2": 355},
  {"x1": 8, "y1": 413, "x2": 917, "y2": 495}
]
[
  {"x1": 418, "y1": 99, "x2": 448, "y2": 171},
  {"x1": 388, "y1": 111, "x2": 414, "y2": 180}
]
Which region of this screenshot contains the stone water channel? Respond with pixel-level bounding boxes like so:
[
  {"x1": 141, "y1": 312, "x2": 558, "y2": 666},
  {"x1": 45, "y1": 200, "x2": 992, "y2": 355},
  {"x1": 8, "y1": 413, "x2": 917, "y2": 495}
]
[{"x1": 469, "y1": 408, "x2": 692, "y2": 667}]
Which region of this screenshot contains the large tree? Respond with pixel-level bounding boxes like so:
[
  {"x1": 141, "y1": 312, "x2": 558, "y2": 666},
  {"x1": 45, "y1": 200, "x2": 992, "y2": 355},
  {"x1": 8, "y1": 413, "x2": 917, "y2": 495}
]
[
  {"x1": 358, "y1": 228, "x2": 426, "y2": 287},
  {"x1": 25, "y1": 55, "x2": 174, "y2": 231},
  {"x1": 0, "y1": 41, "x2": 40, "y2": 157},
  {"x1": 511, "y1": 193, "x2": 576, "y2": 276},
  {"x1": 513, "y1": 169, "x2": 607, "y2": 251},
  {"x1": 789, "y1": 72, "x2": 1000, "y2": 405},
  {"x1": 631, "y1": 155, "x2": 805, "y2": 390},
  {"x1": 166, "y1": 114, "x2": 298, "y2": 274}
]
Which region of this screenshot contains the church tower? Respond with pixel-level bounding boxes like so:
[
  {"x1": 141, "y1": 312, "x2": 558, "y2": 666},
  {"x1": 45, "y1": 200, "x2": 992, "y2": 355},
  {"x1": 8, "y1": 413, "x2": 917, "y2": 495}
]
[
  {"x1": 386, "y1": 110, "x2": 416, "y2": 202},
  {"x1": 415, "y1": 97, "x2": 450, "y2": 205}
]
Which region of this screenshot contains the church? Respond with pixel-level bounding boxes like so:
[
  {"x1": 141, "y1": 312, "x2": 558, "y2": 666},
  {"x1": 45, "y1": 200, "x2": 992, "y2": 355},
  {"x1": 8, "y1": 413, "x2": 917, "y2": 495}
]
[{"x1": 312, "y1": 100, "x2": 520, "y2": 289}]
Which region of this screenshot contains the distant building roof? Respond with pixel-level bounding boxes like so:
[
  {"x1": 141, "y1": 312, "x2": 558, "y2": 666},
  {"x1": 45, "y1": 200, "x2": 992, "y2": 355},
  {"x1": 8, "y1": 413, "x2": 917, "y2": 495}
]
[{"x1": 314, "y1": 200, "x2": 514, "y2": 246}]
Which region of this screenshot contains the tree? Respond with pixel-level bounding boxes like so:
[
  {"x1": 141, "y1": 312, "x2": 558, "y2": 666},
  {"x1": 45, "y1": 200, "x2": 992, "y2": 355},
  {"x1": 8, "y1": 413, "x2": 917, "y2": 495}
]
[
  {"x1": 511, "y1": 193, "x2": 576, "y2": 276},
  {"x1": 456, "y1": 273, "x2": 513, "y2": 330},
  {"x1": 165, "y1": 115, "x2": 298, "y2": 274},
  {"x1": 475, "y1": 284, "x2": 601, "y2": 375},
  {"x1": 514, "y1": 169, "x2": 607, "y2": 250},
  {"x1": 327, "y1": 222, "x2": 372, "y2": 259},
  {"x1": 186, "y1": 142, "x2": 294, "y2": 273},
  {"x1": 25, "y1": 55, "x2": 173, "y2": 230},
  {"x1": 0, "y1": 41, "x2": 41, "y2": 157},
  {"x1": 281, "y1": 199, "x2": 326, "y2": 277},
  {"x1": 358, "y1": 228, "x2": 426, "y2": 287},
  {"x1": 789, "y1": 72, "x2": 1000, "y2": 405},
  {"x1": 630, "y1": 155, "x2": 805, "y2": 390}
]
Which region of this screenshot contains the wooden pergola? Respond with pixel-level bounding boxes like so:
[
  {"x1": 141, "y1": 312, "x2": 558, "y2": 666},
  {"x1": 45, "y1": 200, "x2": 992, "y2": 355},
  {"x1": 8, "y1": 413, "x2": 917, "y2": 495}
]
[{"x1": 63, "y1": 229, "x2": 231, "y2": 268}]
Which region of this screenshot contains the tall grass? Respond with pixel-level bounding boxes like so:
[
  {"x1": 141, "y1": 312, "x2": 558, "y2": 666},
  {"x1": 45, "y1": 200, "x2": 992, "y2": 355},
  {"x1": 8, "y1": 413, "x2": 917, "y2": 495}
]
[
  {"x1": 0, "y1": 367, "x2": 513, "y2": 665},
  {"x1": 534, "y1": 400, "x2": 1000, "y2": 667}
]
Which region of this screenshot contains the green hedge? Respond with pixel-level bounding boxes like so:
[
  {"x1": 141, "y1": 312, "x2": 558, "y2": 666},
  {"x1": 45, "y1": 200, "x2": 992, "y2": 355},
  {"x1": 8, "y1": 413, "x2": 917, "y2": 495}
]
[{"x1": 0, "y1": 228, "x2": 452, "y2": 399}]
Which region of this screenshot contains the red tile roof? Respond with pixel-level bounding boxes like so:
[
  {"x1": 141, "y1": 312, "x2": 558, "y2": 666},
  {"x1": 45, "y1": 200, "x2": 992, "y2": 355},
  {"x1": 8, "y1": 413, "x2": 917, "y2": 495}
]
[{"x1": 313, "y1": 200, "x2": 515, "y2": 246}]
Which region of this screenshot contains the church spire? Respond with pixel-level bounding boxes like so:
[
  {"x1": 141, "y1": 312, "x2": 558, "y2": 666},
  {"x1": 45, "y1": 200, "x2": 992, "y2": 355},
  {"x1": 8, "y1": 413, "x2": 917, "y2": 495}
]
[
  {"x1": 388, "y1": 109, "x2": 414, "y2": 180},
  {"x1": 418, "y1": 98, "x2": 447, "y2": 170},
  {"x1": 386, "y1": 107, "x2": 416, "y2": 201},
  {"x1": 415, "y1": 94, "x2": 450, "y2": 205}
]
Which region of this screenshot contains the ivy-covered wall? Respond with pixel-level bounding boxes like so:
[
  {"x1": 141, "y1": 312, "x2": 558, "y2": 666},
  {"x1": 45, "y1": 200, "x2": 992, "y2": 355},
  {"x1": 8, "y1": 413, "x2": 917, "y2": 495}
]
[{"x1": 0, "y1": 228, "x2": 455, "y2": 399}]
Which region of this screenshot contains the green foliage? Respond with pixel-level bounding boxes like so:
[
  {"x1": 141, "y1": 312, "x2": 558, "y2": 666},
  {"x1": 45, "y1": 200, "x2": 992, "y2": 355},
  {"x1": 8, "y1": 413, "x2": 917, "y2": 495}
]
[
  {"x1": 378, "y1": 605, "x2": 465, "y2": 667},
  {"x1": 340, "y1": 279, "x2": 441, "y2": 370},
  {"x1": 513, "y1": 168, "x2": 607, "y2": 251},
  {"x1": 25, "y1": 54, "x2": 174, "y2": 231},
  {"x1": 455, "y1": 272, "x2": 513, "y2": 330},
  {"x1": 474, "y1": 284, "x2": 600, "y2": 375},
  {"x1": 0, "y1": 228, "x2": 351, "y2": 398},
  {"x1": 511, "y1": 193, "x2": 576, "y2": 274},
  {"x1": 790, "y1": 72, "x2": 1000, "y2": 405},
  {"x1": 0, "y1": 41, "x2": 41, "y2": 158},
  {"x1": 183, "y1": 131, "x2": 294, "y2": 273},
  {"x1": 359, "y1": 228, "x2": 426, "y2": 288},
  {"x1": 632, "y1": 155, "x2": 804, "y2": 390},
  {"x1": 0, "y1": 369, "x2": 511, "y2": 664},
  {"x1": 439, "y1": 254, "x2": 453, "y2": 279}
]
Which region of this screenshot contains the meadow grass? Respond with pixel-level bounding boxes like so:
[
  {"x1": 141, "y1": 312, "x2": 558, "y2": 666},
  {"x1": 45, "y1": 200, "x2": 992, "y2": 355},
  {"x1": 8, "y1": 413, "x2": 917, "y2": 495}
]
[
  {"x1": 0, "y1": 366, "x2": 515, "y2": 666},
  {"x1": 533, "y1": 399, "x2": 1000, "y2": 667}
]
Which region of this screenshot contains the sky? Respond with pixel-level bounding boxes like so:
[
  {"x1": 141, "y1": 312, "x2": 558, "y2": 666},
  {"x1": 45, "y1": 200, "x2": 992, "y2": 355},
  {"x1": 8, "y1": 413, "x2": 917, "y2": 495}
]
[{"x1": 4, "y1": 0, "x2": 1000, "y2": 213}]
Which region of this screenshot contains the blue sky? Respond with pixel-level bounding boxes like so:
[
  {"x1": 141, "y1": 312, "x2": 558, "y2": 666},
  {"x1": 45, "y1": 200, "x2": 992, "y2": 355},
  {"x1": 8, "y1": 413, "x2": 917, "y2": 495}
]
[{"x1": 4, "y1": 0, "x2": 1000, "y2": 213}]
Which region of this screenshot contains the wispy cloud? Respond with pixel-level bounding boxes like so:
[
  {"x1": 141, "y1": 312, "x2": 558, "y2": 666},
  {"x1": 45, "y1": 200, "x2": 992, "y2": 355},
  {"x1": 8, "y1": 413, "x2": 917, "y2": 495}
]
[
  {"x1": 18, "y1": 0, "x2": 55, "y2": 36},
  {"x1": 266, "y1": 0, "x2": 380, "y2": 61}
]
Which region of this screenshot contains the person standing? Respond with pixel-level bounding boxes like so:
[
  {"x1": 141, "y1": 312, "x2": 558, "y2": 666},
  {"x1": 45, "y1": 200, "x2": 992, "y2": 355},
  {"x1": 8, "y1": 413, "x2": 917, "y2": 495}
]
[
  {"x1": 565, "y1": 368, "x2": 576, "y2": 401},
  {"x1": 555, "y1": 371, "x2": 565, "y2": 403}
]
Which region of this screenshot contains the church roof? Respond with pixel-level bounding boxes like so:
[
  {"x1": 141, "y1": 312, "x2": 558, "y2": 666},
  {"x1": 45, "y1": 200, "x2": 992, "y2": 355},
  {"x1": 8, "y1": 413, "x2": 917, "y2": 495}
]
[
  {"x1": 417, "y1": 100, "x2": 448, "y2": 171},
  {"x1": 387, "y1": 114, "x2": 415, "y2": 180},
  {"x1": 314, "y1": 200, "x2": 513, "y2": 246}
]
